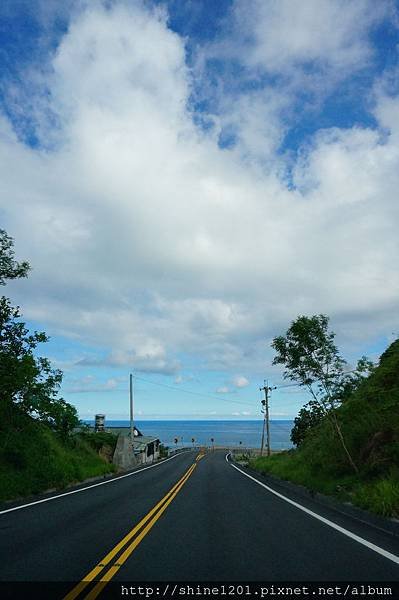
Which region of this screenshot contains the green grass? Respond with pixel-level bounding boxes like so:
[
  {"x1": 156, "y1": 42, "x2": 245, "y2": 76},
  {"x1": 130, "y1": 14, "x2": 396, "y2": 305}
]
[
  {"x1": 0, "y1": 415, "x2": 116, "y2": 502},
  {"x1": 352, "y1": 471, "x2": 399, "y2": 518},
  {"x1": 246, "y1": 339, "x2": 399, "y2": 520},
  {"x1": 249, "y1": 452, "x2": 399, "y2": 518}
]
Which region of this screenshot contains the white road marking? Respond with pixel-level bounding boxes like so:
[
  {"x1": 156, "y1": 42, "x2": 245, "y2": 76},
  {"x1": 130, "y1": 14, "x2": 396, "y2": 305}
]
[
  {"x1": 0, "y1": 452, "x2": 186, "y2": 515},
  {"x1": 228, "y1": 457, "x2": 399, "y2": 566}
]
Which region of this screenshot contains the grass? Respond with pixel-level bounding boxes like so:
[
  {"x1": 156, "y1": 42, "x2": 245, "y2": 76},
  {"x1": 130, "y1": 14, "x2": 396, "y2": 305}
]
[
  {"x1": 352, "y1": 472, "x2": 399, "y2": 518},
  {"x1": 0, "y1": 415, "x2": 117, "y2": 502},
  {"x1": 246, "y1": 340, "x2": 399, "y2": 520},
  {"x1": 249, "y1": 452, "x2": 399, "y2": 518}
]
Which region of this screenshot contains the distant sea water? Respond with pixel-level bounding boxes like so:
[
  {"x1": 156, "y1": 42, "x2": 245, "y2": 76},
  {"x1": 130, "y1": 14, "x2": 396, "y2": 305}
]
[{"x1": 85, "y1": 420, "x2": 294, "y2": 450}]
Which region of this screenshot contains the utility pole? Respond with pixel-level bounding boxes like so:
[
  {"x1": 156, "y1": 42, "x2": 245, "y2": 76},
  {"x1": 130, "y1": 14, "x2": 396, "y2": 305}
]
[
  {"x1": 130, "y1": 373, "x2": 135, "y2": 452},
  {"x1": 259, "y1": 381, "x2": 276, "y2": 457}
]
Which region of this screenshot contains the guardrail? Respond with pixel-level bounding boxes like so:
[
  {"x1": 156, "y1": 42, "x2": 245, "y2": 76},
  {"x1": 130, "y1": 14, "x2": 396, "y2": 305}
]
[
  {"x1": 166, "y1": 446, "x2": 200, "y2": 457},
  {"x1": 166, "y1": 445, "x2": 291, "y2": 457}
]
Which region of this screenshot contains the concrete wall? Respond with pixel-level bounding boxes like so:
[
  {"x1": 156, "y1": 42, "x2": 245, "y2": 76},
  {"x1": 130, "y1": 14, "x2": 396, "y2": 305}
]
[
  {"x1": 112, "y1": 435, "x2": 137, "y2": 470},
  {"x1": 112, "y1": 435, "x2": 161, "y2": 469}
]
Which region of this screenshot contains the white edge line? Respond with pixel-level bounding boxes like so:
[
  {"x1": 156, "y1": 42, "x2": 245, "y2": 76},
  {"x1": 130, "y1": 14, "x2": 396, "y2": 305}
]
[
  {"x1": 227, "y1": 456, "x2": 399, "y2": 567},
  {"x1": 0, "y1": 452, "x2": 185, "y2": 516}
]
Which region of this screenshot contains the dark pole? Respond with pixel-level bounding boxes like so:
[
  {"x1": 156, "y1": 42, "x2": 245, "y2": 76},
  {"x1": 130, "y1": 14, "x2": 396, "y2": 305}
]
[
  {"x1": 265, "y1": 383, "x2": 271, "y2": 457},
  {"x1": 259, "y1": 381, "x2": 276, "y2": 457},
  {"x1": 260, "y1": 406, "x2": 266, "y2": 456},
  {"x1": 130, "y1": 373, "x2": 134, "y2": 451}
]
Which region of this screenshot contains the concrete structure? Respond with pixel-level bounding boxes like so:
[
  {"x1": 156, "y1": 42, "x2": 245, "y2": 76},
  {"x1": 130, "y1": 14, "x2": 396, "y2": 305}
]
[
  {"x1": 132, "y1": 435, "x2": 160, "y2": 464},
  {"x1": 94, "y1": 414, "x2": 105, "y2": 432},
  {"x1": 108, "y1": 426, "x2": 160, "y2": 470}
]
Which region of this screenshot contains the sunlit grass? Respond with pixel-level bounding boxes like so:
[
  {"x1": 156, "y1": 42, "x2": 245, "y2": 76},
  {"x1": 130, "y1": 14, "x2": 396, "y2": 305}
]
[
  {"x1": 249, "y1": 453, "x2": 399, "y2": 518},
  {"x1": 0, "y1": 421, "x2": 116, "y2": 502}
]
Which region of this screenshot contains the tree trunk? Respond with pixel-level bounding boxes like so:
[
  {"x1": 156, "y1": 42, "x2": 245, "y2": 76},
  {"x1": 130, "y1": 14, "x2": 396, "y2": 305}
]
[{"x1": 330, "y1": 411, "x2": 359, "y2": 474}]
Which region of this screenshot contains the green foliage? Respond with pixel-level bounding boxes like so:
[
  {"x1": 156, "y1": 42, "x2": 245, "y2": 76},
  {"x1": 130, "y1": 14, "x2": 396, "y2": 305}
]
[
  {"x1": 0, "y1": 229, "x2": 117, "y2": 501},
  {"x1": 352, "y1": 471, "x2": 399, "y2": 518},
  {"x1": 250, "y1": 451, "x2": 354, "y2": 496},
  {"x1": 252, "y1": 338, "x2": 399, "y2": 517},
  {"x1": 272, "y1": 314, "x2": 346, "y2": 405},
  {"x1": 271, "y1": 315, "x2": 374, "y2": 472},
  {"x1": 290, "y1": 400, "x2": 325, "y2": 446},
  {"x1": 289, "y1": 356, "x2": 374, "y2": 448},
  {"x1": 159, "y1": 444, "x2": 169, "y2": 458},
  {"x1": 0, "y1": 230, "x2": 78, "y2": 437},
  {"x1": 0, "y1": 229, "x2": 30, "y2": 285},
  {"x1": 296, "y1": 339, "x2": 399, "y2": 479},
  {"x1": 78, "y1": 430, "x2": 118, "y2": 453},
  {"x1": 249, "y1": 453, "x2": 399, "y2": 518},
  {"x1": 0, "y1": 408, "x2": 116, "y2": 501},
  {"x1": 338, "y1": 356, "x2": 376, "y2": 403}
]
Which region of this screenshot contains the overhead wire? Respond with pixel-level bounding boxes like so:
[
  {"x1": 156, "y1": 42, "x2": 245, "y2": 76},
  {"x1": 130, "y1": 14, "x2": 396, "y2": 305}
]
[
  {"x1": 272, "y1": 363, "x2": 378, "y2": 390},
  {"x1": 133, "y1": 362, "x2": 377, "y2": 410},
  {"x1": 133, "y1": 374, "x2": 256, "y2": 407}
]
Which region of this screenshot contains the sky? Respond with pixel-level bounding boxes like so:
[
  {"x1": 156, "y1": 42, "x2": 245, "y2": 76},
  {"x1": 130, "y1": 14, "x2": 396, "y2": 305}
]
[{"x1": 1, "y1": 0, "x2": 398, "y2": 421}]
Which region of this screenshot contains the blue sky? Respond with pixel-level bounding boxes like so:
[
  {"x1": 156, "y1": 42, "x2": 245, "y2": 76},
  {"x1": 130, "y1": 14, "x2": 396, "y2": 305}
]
[{"x1": 1, "y1": 0, "x2": 398, "y2": 420}]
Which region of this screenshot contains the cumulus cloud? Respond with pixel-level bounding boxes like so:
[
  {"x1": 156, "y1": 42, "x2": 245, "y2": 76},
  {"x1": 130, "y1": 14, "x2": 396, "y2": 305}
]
[
  {"x1": 198, "y1": 0, "x2": 394, "y2": 163},
  {"x1": 1, "y1": 0, "x2": 398, "y2": 383},
  {"x1": 66, "y1": 375, "x2": 121, "y2": 393},
  {"x1": 75, "y1": 345, "x2": 181, "y2": 375},
  {"x1": 216, "y1": 386, "x2": 231, "y2": 394},
  {"x1": 229, "y1": 0, "x2": 390, "y2": 75},
  {"x1": 233, "y1": 376, "x2": 249, "y2": 388}
]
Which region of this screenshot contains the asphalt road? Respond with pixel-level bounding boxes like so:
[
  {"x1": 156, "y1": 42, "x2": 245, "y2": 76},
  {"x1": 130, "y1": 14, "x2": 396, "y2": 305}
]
[{"x1": 1, "y1": 449, "x2": 398, "y2": 593}]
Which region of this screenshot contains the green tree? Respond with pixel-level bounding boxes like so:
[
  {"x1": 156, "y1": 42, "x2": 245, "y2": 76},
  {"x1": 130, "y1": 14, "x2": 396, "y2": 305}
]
[
  {"x1": 272, "y1": 315, "x2": 361, "y2": 473},
  {"x1": 290, "y1": 399, "x2": 325, "y2": 446},
  {"x1": 0, "y1": 230, "x2": 78, "y2": 436},
  {"x1": 0, "y1": 229, "x2": 30, "y2": 285},
  {"x1": 290, "y1": 356, "x2": 375, "y2": 448}
]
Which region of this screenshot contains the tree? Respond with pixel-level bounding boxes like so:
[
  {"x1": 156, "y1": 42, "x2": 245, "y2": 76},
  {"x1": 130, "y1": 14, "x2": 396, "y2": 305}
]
[
  {"x1": 271, "y1": 315, "x2": 361, "y2": 473},
  {"x1": 0, "y1": 229, "x2": 30, "y2": 285},
  {"x1": 290, "y1": 399, "x2": 325, "y2": 447},
  {"x1": 0, "y1": 230, "x2": 78, "y2": 436},
  {"x1": 289, "y1": 356, "x2": 375, "y2": 448}
]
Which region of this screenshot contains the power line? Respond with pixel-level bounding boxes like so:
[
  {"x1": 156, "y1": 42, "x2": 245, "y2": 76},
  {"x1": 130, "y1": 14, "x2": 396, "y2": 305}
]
[
  {"x1": 273, "y1": 364, "x2": 378, "y2": 390},
  {"x1": 274, "y1": 382, "x2": 302, "y2": 389},
  {"x1": 133, "y1": 375, "x2": 256, "y2": 407}
]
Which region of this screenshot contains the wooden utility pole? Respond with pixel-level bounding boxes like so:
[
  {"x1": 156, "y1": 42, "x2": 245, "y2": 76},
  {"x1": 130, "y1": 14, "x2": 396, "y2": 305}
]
[
  {"x1": 130, "y1": 373, "x2": 135, "y2": 451},
  {"x1": 259, "y1": 381, "x2": 275, "y2": 457}
]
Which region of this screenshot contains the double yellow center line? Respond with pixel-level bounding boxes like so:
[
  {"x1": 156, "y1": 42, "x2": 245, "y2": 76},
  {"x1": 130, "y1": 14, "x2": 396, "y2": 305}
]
[{"x1": 64, "y1": 455, "x2": 203, "y2": 600}]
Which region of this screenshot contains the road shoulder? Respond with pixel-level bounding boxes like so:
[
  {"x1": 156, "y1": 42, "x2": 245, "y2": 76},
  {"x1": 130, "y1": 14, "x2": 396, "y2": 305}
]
[{"x1": 228, "y1": 453, "x2": 399, "y2": 539}]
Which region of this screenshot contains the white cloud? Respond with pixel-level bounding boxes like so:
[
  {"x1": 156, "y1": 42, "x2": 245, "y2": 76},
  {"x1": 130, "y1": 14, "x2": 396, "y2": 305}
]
[
  {"x1": 66, "y1": 375, "x2": 121, "y2": 393},
  {"x1": 216, "y1": 386, "x2": 231, "y2": 394},
  {"x1": 198, "y1": 0, "x2": 394, "y2": 165},
  {"x1": 227, "y1": 0, "x2": 391, "y2": 75},
  {"x1": 1, "y1": 0, "x2": 398, "y2": 383},
  {"x1": 76, "y1": 348, "x2": 180, "y2": 375},
  {"x1": 233, "y1": 376, "x2": 249, "y2": 388}
]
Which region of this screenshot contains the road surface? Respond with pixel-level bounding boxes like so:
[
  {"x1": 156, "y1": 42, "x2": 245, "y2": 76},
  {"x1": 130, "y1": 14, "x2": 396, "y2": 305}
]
[{"x1": 1, "y1": 450, "x2": 398, "y2": 597}]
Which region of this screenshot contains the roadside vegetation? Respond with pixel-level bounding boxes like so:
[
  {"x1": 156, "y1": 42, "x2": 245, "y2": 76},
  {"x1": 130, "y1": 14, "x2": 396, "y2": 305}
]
[
  {"x1": 0, "y1": 229, "x2": 116, "y2": 503},
  {"x1": 0, "y1": 408, "x2": 117, "y2": 501},
  {"x1": 250, "y1": 315, "x2": 399, "y2": 518}
]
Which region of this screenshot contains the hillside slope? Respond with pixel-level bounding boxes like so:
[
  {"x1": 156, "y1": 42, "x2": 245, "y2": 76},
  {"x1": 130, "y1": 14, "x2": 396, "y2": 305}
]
[
  {"x1": 250, "y1": 340, "x2": 399, "y2": 517},
  {"x1": 0, "y1": 406, "x2": 116, "y2": 502}
]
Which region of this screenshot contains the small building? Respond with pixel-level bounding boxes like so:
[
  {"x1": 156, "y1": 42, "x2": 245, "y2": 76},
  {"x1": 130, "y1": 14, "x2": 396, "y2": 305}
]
[
  {"x1": 86, "y1": 415, "x2": 161, "y2": 469},
  {"x1": 94, "y1": 414, "x2": 105, "y2": 432},
  {"x1": 132, "y1": 436, "x2": 160, "y2": 464},
  {"x1": 107, "y1": 425, "x2": 160, "y2": 468}
]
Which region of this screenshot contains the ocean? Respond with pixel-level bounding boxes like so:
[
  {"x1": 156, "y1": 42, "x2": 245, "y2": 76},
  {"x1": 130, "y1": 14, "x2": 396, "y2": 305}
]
[{"x1": 86, "y1": 420, "x2": 294, "y2": 450}]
